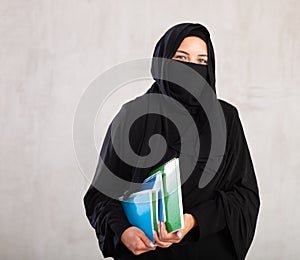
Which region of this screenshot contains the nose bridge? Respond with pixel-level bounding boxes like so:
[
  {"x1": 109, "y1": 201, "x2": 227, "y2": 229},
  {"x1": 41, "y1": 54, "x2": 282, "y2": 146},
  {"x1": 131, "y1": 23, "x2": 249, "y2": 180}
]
[{"x1": 189, "y1": 55, "x2": 199, "y2": 64}]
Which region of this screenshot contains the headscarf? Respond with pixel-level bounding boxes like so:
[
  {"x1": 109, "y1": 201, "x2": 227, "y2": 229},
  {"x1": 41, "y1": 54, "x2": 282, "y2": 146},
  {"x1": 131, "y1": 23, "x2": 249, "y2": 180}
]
[{"x1": 150, "y1": 22, "x2": 216, "y2": 94}]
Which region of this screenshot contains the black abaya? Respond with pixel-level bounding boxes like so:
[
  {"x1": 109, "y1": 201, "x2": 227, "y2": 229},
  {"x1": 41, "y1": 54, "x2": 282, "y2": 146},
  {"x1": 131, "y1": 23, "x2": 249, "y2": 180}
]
[{"x1": 83, "y1": 23, "x2": 260, "y2": 260}]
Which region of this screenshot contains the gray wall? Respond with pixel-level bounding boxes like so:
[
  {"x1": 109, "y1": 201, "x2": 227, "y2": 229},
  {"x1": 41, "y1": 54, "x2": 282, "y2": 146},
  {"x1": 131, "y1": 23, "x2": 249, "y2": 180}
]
[{"x1": 1, "y1": 0, "x2": 299, "y2": 259}]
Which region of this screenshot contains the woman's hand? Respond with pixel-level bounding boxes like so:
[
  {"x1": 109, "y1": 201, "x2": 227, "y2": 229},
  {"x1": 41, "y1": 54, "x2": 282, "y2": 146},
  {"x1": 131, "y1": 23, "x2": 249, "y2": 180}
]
[
  {"x1": 154, "y1": 213, "x2": 197, "y2": 248},
  {"x1": 121, "y1": 226, "x2": 157, "y2": 255}
]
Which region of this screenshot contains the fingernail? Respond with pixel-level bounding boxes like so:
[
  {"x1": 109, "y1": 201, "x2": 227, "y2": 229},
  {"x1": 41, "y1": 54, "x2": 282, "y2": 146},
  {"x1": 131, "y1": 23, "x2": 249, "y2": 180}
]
[
  {"x1": 149, "y1": 242, "x2": 156, "y2": 248},
  {"x1": 177, "y1": 231, "x2": 182, "y2": 238}
]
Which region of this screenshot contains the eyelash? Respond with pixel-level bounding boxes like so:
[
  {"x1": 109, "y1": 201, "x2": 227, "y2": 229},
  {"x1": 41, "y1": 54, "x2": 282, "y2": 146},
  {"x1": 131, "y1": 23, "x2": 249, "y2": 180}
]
[{"x1": 174, "y1": 55, "x2": 208, "y2": 64}]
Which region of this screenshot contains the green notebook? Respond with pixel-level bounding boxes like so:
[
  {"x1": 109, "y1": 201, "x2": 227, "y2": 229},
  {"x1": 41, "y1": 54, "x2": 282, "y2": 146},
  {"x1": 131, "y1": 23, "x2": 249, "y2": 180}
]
[{"x1": 149, "y1": 157, "x2": 184, "y2": 233}]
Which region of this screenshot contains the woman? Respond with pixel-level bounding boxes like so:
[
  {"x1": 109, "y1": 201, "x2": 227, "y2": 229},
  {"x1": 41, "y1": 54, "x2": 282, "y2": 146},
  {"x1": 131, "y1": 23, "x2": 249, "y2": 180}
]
[{"x1": 83, "y1": 22, "x2": 260, "y2": 260}]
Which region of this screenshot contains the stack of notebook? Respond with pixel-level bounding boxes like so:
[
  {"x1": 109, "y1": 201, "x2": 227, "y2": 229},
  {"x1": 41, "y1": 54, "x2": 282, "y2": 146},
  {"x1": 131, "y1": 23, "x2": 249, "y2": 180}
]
[{"x1": 120, "y1": 157, "x2": 184, "y2": 242}]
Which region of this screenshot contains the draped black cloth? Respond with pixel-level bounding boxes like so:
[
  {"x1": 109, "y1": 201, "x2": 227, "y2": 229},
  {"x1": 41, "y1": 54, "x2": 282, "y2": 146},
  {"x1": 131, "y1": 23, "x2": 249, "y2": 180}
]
[{"x1": 83, "y1": 22, "x2": 260, "y2": 260}]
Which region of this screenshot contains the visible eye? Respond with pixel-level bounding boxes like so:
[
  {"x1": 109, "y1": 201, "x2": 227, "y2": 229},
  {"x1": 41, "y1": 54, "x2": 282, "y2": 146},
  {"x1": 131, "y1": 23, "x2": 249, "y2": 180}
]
[
  {"x1": 198, "y1": 58, "x2": 208, "y2": 65},
  {"x1": 174, "y1": 55, "x2": 187, "y2": 60}
]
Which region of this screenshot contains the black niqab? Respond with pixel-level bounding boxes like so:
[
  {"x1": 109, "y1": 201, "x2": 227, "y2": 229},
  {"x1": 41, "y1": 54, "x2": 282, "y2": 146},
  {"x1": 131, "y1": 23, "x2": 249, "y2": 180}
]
[{"x1": 83, "y1": 22, "x2": 260, "y2": 260}]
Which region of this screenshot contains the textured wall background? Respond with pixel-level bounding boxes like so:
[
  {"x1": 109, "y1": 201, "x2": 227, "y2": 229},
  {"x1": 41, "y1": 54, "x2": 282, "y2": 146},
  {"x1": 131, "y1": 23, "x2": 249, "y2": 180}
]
[{"x1": 0, "y1": 0, "x2": 299, "y2": 259}]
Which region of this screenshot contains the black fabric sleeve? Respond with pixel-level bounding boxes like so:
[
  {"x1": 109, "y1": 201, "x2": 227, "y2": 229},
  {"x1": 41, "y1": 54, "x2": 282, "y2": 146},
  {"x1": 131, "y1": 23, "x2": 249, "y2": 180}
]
[
  {"x1": 219, "y1": 109, "x2": 260, "y2": 259},
  {"x1": 83, "y1": 185, "x2": 132, "y2": 257},
  {"x1": 83, "y1": 106, "x2": 135, "y2": 257},
  {"x1": 186, "y1": 108, "x2": 260, "y2": 260}
]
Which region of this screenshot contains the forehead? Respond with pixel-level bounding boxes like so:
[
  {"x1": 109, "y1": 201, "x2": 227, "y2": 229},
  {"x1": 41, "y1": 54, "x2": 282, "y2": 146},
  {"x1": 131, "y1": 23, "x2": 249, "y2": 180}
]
[{"x1": 176, "y1": 36, "x2": 207, "y2": 53}]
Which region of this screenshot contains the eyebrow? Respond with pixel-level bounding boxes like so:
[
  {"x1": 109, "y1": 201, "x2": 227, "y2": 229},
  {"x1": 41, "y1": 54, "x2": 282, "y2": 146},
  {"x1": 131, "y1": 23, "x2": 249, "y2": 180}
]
[{"x1": 176, "y1": 50, "x2": 208, "y2": 56}]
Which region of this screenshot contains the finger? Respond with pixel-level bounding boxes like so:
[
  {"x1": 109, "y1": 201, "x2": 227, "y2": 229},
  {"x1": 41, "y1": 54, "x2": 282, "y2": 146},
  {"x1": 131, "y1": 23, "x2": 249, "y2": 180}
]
[
  {"x1": 159, "y1": 222, "x2": 168, "y2": 240},
  {"x1": 138, "y1": 232, "x2": 156, "y2": 250},
  {"x1": 130, "y1": 239, "x2": 148, "y2": 255},
  {"x1": 159, "y1": 222, "x2": 180, "y2": 242},
  {"x1": 153, "y1": 230, "x2": 172, "y2": 248},
  {"x1": 154, "y1": 229, "x2": 170, "y2": 246},
  {"x1": 158, "y1": 221, "x2": 162, "y2": 237},
  {"x1": 177, "y1": 230, "x2": 183, "y2": 239},
  {"x1": 131, "y1": 238, "x2": 156, "y2": 255}
]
